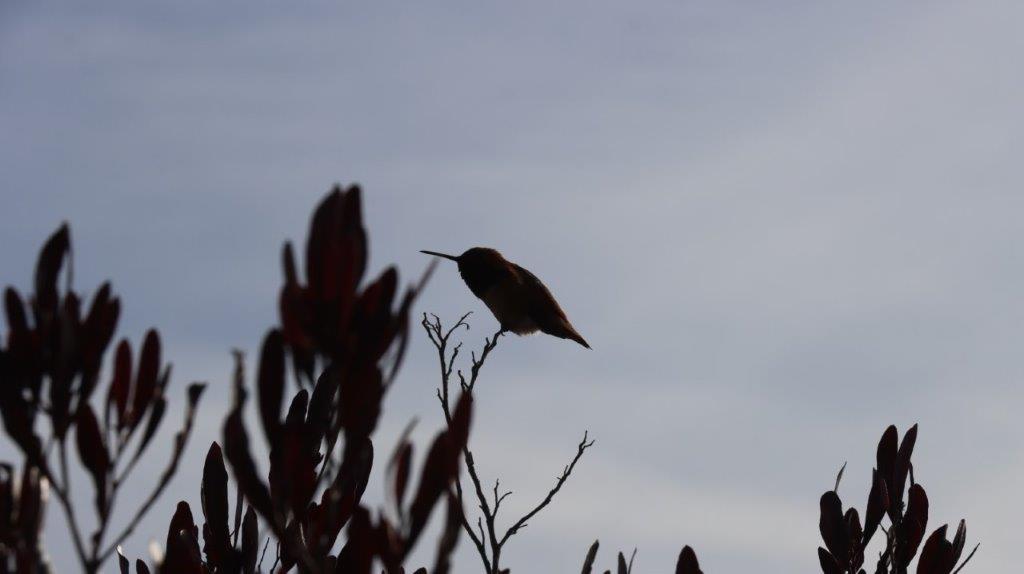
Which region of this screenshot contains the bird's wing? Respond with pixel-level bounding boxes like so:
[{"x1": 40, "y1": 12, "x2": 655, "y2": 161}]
[
  {"x1": 511, "y1": 263, "x2": 590, "y2": 348},
  {"x1": 511, "y1": 263, "x2": 569, "y2": 321}
]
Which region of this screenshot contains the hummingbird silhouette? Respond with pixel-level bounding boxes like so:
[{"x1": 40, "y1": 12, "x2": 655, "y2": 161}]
[{"x1": 421, "y1": 248, "x2": 591, "y2": 349}]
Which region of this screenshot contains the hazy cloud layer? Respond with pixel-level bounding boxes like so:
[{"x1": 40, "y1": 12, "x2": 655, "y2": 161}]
[{"x1": 2, "y1": 1, "x2": 1022, "y2": 571}]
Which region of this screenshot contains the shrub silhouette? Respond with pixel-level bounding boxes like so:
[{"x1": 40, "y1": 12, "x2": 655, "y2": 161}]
[
  {"x1": 0, "y1": 185, "x2": 977, "y2": 573},
  {"x1": 817, "y1": 425, "x2": 978, "y2": 574},
  {"x1": 0, "y1": 224, "x2": 205, "y2": 573}
]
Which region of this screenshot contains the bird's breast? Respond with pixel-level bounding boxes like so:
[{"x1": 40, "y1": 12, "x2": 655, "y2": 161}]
[{"x1": 482, "y1": 282, "x2": 538, "y2": 335}]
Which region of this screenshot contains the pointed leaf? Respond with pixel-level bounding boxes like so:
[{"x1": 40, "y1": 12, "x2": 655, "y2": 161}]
[
  {"x1": 106, "y1": 340, "x2": 132, "y2": 431},
  {"x1": 676, "y1": 546, "x2": 703, "y2": 574},
  {"x1": 257, "y1": 329, "x2": 285, "y2": 445},
  {"x1": 819, "y1": 491, "x2": 848, "y2": 562},
  {"x1": 817, "y1": 547, "x2": 843, "y2": 574},
  {"x1": 117, "y1": 547, "x2": 130, "y2": 574},
  {"x1": 34, "y1": 223, "x2": 69, "y2": 313},
  {"x1": 240, "y1": 506, "x2": 259, "y2": 574},
  {"x1": 432, "y1": 491, "x2": 461, "y2": 574},
  {"x1": 582, "y1": 540, "x2": 599, "y2": 574},
  {"x1": 201, "y1": 442, "x2": 231, "y2": 568},
  {"x1": 862, "y1": 469, "x2": 888, "y2": 547},
  {"x1": 163, "y1": 501, "x2": 203, "y2": 574},
  {"x1": 75, "y1": 404, "x2": 110, "y2": 518},
  {"x1": 130, "y1": 330, "x2": 161, "y2": 430},
  {"x1": 892, "y1": 424, "x2": 918, "y2": 513}
]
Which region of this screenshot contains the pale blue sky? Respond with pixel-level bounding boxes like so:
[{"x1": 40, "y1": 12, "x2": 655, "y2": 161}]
[{"x1": 2, "y1": 1, "x2": 1022, "y2": 571}]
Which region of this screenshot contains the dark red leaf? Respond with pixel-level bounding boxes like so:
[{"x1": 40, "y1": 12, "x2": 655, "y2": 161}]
[
  {"x1": 163, "y1": 501, "x2": 203, "y2": 574},
  {"x1": 130, "y1": 388, "x2": 167, "y2": 464},
  {"x1": 122, "y1": 362, "x2": 173, "y2": 475},
  {"x1": 47, "y1": 291, "x2": 80, "y2": 441},
  {"x1": 106, "y1": 339, "x2": 132, "y2": 431},
  {"x1": 819, "y1": 491, "x2": 848, "y2": 563},
  {"x1": 405, "y1": 393, "x2": 472, "y2": 554},
  {"x1": 305, "y1": 365, "x2": 339, "y2": 455},
  {"x1": 876, "y1": 425, "x2": 898, "y2": 492},
  {"x1": 845, "y1": 508, "x2": 862, "y2": 554},
  {"x1": 817, "y1": 547, "x2": 843, "y2": 574},
  {"x1": 15, "y1": 465, "x2": 44, "y2": 544},
  {"x1": 34, "y1": 223, "x2": 69, "y2": 314},
  {"x1": 80, "y1": 283, "x2": 119, "y2": 401},
  {"x1": 223, "y1": 359, "x2": 277, "y2": 532},
  {"x1": 336, "y1": 506, "x2": 374, "y2": 574},
  {"x1": 862, "y1": 469, "x2": 888, "y2": 547},
  {"x1": 0, "y1": 380, "x2": 43, "y2": 464},
  {"x1": 257, "y1": 329, "x2": 285, "y2": 446},
  {"x1": 448, "y1": 391, "x2": 472, "y2": 451},
  {"x1": 75, "y1": 404, "x2": 109, "y2": 518},
  {"x1": 117, "y1": 548, "x2": 130, "y2": 574},
  {"x1": 130, "y1": 329, "x2": 161, "y2": 430},
  {"x1": 917, "y1": 524, "x2": 954, "y2": 574},
  {"x1": 950, "y1": 520, "x2": 967, "y2": 564},
  {"x1": 338, "y1": 364, "x2": 384, "y2": 438},
  {"x1": 310, "y1": 437, "x2": 374, "y2": 558},
  {"x1": 352, "y1": 267, "x2": 399, "y2": 361},
  {"x1": 240, "y1": 506, "x2": 259, "y2": 574},
  {"x1": 582, "y1": 540, "x2": 600, "y2": 574},
  {"x1": 432, "y1": 491, "x2": 461, "y2": 574},
  {"x1": 4, "y1": 287, "x2": 30, "y2": 345},
  {"x1": 676, "y1": 545, "x2": 703, "y2": 574},
  {"x1": 387, "y1": 438, "x2": 413, "y2": 519},
  {"x1": 896, "y1": 484, "x2": 929, "y2": 568},
  {"x1": 267, "y1": 390, "x2": 316, "y2": 520},
  {"x1": 892, "y1": 424, "x2": 918, "y2": 516},
  {"x1": 341, "y1": 186, "x2": 367, "y2": 284},
  {"x1": 224, "y1": 407, "x2": 275, "y2": 525},
  {"x1": 201, "y1": 442, "x2": 231, "y2": 568}
]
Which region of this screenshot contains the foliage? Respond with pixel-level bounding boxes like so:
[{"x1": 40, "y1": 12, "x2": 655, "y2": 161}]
[
  {"x1": 0, "y1": 223, "x2": 205, "y2": 573},
  {"x1": 1, "y1": 185, "x2": 978, "y2": 573},
  {"x1": 817, "y1": 425, "x2": 978, "y2": 574}
]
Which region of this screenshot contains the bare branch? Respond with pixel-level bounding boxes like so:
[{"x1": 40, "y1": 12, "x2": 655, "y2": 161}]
[
  {"x1": 500, "y1": 431, "x2": 594, "y2": 546},
  {"x1": 422, "y1": 313, "x2": 594, "y2": 574}
]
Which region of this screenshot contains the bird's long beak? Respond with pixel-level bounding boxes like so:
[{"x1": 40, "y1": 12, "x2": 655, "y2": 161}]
[{"x1": 420, "y1": 250, "x2": 459, "y2": 262}]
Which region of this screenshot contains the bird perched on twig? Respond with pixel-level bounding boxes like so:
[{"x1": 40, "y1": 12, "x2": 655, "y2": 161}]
[{"x1": 420, "y1": 247, "x2": 591, "y2": 349}]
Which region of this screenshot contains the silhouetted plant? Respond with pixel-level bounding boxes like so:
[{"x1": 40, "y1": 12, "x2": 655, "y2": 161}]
[
  {"x1": 422, "y1": 313, "x2": 593, "y2": 574},
  {"x1": 817, "y1": 424, "x2": 979, "y2": 574},
  {"x1": 0, "y1": 225, "x2": 206, "y2": 573},
  {"x1": 578, "y1": 540, "x2": 703, "y2": 574},
  {"x1": 2, "y1": 186, "x2": 983, "y2": 574},
  {"x1": 144, "y1": 185, "x2": 472, "y2": 574}
]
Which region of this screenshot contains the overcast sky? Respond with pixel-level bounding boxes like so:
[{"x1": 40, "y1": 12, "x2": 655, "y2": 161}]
[{"x1": 2, "y1": 1, "x2": 1023, "y2": 571}]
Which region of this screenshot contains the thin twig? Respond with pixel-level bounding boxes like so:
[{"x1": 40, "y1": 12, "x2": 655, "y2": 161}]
[
  {"x1": 257, "y1": 537, "x2": 271, "y2": 572},
  {"x1": 423, "y1": 313, "x2": 492, "y2": 573},
  {"x1": 44, "y1": 444, "x2": 91, "y2": 571},
  {"x1": 952, "y1": 543, "x2": 980, "y2": 574},
  {"x1": 499, "y1": 431, "x2": 594, "y2": 546},
  {"x1": 422, "y1": 312, "x2": 594, "y2": 574}
]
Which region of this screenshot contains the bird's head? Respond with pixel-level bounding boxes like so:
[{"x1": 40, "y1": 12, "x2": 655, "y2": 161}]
[
  {"x1": 420, "y1": 247, "x2": 506, "y2": 268},
  {"x1": 420, "y1": 247, "x2": 509, "y2": 290}
]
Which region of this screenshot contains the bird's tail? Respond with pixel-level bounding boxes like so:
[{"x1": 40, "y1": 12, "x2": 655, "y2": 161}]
[
  {"x1": 559, "y1": 323, "x2": 591, "y2": 349},
  {"x1": 569, "y1": 331, "x2": 591, "y2": 349}
]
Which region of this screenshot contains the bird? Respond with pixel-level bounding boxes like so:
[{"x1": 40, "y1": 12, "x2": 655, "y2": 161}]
[{"x1": 420, "y1": 247, "x2": 591, "y2": 349}]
